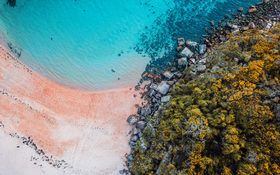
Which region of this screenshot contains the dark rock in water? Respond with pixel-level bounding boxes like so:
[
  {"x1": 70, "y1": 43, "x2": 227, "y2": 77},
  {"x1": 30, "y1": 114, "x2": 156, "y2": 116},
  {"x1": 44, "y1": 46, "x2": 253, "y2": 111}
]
[
  {"x1": 111, "y1": 69, "x2": 116, "y2": 73},
  {"x1": 136, "y1": 121, "x2": 146, "y2": 129},
  {"x1": 127, "y1": 115, "x2": 138, "y2": 125},
  {"x1": 177, "y1": 38, "x2": 185, "y2": 46},
  {"x1": 238, "y1": 7, "x2": 244, "y2": 12},
  {"x1": 7, "y1": 0, "x2": 16, "y2": 7},
  {"x1": 178, "y1": 57, "x2": 187, "y2": 66},
  {"x1": 210, "y1": 21, "x2": 215, "y2": 26}
]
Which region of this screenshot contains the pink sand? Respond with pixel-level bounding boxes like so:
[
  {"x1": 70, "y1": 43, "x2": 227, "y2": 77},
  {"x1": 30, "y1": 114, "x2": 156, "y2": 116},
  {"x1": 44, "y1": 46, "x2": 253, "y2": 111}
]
[{"x1": 0, "y1": 43, "x2": 141, "y2": 174}]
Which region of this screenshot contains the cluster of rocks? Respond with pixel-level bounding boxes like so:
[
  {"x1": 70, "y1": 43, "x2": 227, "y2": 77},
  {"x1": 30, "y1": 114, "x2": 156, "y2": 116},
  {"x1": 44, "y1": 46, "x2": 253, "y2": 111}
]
[
  {"x1": 7, "y1": 132, "x2": 73, "y2": 170},
  {"x1": 203, "y1": 0, "x2": 280, "y2": 47},
  {"x1": 121, "y1": 28, "x2": 209, "y2": 175},
  {"x1": 123, "y1": 0, "x2": 280, "y2": 174}
]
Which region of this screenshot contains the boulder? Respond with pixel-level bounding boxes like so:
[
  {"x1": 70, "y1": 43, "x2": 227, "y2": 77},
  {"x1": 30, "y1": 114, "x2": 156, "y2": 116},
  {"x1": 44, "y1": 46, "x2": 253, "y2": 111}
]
[
  {"x1": 161, "y1": 95, "x2": 171, "y2": 103},
  {"x1": 156, "y1": 81, "x2": 170, "y2": 95},
  {"x1": 178, "y1": 57, "x2": 187, "y2": 66},
  {"x1": 150, "y1": 83, "x2": 158, "y2": 90},
  {"x1": 133, "y1": 128, "x2": 140, "y2": 135},
  {"x1": 186, "y1": 40, "x2": 198, "y2": 47},
  {"x1": 162, "y1": 71, "x2": 174, "y2": 79},
  {"x1": 198, "y1": 58, "x2": 207, "y2": 64},
  {"x1": 177, "y1": 38, "x2": 185, "y2": 46},
  {"x1": 248, "y1": 6, "x2": 257, "y2": 13},
  {"x1": 130, "y1": 135, "x2": 138, "y2": 142},
  {"x1": 136, "y1": 121, "x2": 146, "y2": 129},
  {"x1": 127, "y1": 115, "x2": 138, "y2": 125},
  {"x1": 238, "y1": 7, "x2": 244, "y2": 12},
  {"x1": 167, "y1": 81, "x2": 175, "y2": 85},
  {"x1": 180, "y1": 47, "x2": 194, "y2": 58},
  {"x1": 199, "y1": 44, "x2": 207, "y2": 54},
  {"x1": 197, "y1": 64, "x2": 206, "y2": 72}
]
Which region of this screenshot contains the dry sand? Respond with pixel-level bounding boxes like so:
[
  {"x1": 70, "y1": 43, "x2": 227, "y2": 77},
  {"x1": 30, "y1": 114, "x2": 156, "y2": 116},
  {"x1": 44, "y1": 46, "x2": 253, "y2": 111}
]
[{"x1": 0, "y1": 43, "x2": 141, "y2": 175}]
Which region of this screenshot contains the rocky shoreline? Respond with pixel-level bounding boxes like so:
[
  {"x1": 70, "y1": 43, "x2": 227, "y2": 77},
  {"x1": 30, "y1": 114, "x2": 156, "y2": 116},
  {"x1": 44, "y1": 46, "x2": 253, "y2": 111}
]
[{"x1": 123, "y1": 0, "x2": 280, "y2": 174}]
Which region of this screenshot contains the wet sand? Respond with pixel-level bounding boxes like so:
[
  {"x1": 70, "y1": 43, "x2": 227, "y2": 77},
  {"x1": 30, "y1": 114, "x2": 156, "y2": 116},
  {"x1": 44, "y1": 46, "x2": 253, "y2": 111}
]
[{"x1": 0, "y1": 43, "x2": 141, "y2": 174}]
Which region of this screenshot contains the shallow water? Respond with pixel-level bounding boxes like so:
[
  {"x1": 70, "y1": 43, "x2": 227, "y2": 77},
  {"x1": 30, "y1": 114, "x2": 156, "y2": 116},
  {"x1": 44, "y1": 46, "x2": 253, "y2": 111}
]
[{"x1": 0, "y1": 0, "x2": 259, "y2": 90}]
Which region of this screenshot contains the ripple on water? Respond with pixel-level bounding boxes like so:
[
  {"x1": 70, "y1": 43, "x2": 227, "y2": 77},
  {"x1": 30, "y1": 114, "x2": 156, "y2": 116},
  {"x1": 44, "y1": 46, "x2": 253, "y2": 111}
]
[{"x1": 0, "y1": 0, "x2": 259, "y2": 90}]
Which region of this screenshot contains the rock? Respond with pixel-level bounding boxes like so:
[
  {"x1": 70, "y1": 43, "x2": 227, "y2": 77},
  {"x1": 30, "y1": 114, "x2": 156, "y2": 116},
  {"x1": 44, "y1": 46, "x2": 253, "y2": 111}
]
[
  {"x1": 186, "y1": 40, "x2": 198, "y2": 47},
  {"x1": 156, "y1": 81, "x2": 170, "y2": 95},
  {"x1": 155, "y1": 93, "x2": 162, "y2": 99},
  {"x1": 210, "y1": 21, "x2": 215, "y2": 26},
  {"x1": 130, "y1": 135, "x2": 138, "y2": 142},
  {"x1": 167, "y1": 81, "x2": 175, "y2": 86},
  {"x1": 238, "y1": 7, "x2": 244, "y2": 12},
  {"x1": 150, "y1": 83, "x2": 158, "y2": 90},
  {"x1": 178, "y1": 57, "x2": 187, "y2": 66},
  {"x1": 7, "y1": 0, "x2": 16, "y2": 7},
  {"x1": 198, "y1": 58, "x2": 207, "y2": 64},
  {"x1": 132, "y1": 128, "x2": 140, "y2": 135},
  {"x1": 177, "y1": 38, "x2": 185, "y2": 46},
  {"x1": 161, "y1": 95, "x2": 171, "y2": 103},
  {"x1": 127, "y1": 115, "x2": 138, "y2": 125},
  {"x1": 234, "y1": 57, "x2": 239, "y2": 63},
  {"x1": 180, "y1": 47, "x2": 194, "y2": 58},
  {"x1": 266, "y1": 20, "x2": 273, "y2": 30},
  {"x1": 197, "y1": 64, "x2": 206, "y2": 72},
  {"x1": 248, "y1": 6, "x2": 257, "y2": 13},
  {"x1": 248, "y1": 22, "x2": 256, "y2": 29},
  {"x1": 138, "y1": 132, "x2": 143, "y2": 138},
  {"x1": 241, "y1": 26, "x2": 249, "y2": 31},
  {"x1": 140, "y1": 107, "x2": 152, "y2": 116},
  {"x1": 189, "y1": 58, "x2": 196, "y2": 64},
  {"x1": 199, "y1": 44, "x2": 207, "y2": 54},
  {"x1": 149, "y1": 89, "x2": 156, "y2": 97},
  {"x1": 162, "y1": 71, "x2": 174, "y2": 79},
  {"x1": 174, "y1": 72, "x2": 183, "y2": 78},
  {"x1": 136, "y1": 121, "x2": 146, "y2": 129}
]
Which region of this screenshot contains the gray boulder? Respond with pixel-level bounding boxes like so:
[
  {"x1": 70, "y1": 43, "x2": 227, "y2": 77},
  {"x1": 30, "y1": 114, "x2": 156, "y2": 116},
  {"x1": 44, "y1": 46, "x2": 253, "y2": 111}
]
[
  {"x1": 180, "y1": 47, "x2": 194, "y2": 58},
  {"x1": 161, "y1": 95, "x2": 171, "y2": 103},
  {"x1": 136, "y1": 121, "x2": 146, "y2": 129},
  {"x1": 199, "y1": 44, "x2": 207, "y2": 54},
  {"x1": 127, "y1": 115, "x2": 138, "y2": 125},
  {"x1": 197, "y1": 64, "x2": 206, "y2": 72},
  {"x1": 156, "y1": 81, "x2": 170, "y2": 95},
  {"x1": 163, "y1": 71, "x2": 174, "y2": 79}
]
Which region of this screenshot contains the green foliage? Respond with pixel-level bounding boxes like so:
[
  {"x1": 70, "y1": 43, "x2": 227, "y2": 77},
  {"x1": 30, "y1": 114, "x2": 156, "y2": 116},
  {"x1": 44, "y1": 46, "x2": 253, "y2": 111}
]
[{"x1": 128, "y1": 24, "x2": 280, "y2": 174}]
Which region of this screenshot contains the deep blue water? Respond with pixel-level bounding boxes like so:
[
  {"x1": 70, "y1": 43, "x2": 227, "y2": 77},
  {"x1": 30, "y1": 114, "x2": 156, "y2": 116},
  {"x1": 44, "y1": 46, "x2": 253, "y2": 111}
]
[{"x1": 0, "y1": 0, "x2": 259, "y2": 90}]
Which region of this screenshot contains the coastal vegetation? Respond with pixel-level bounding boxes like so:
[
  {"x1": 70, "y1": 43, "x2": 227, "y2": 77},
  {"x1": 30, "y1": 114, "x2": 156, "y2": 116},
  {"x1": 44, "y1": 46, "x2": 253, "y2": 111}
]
[{"x1": 128, "y1": 24, "x2": 280, "y2": 174}]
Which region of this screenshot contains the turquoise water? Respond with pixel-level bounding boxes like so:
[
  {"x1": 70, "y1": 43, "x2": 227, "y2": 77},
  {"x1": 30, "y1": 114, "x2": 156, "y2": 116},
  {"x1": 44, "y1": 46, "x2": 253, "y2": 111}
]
[{"x1": 0, "y1": 0, "x2": 259, "y2": 90}]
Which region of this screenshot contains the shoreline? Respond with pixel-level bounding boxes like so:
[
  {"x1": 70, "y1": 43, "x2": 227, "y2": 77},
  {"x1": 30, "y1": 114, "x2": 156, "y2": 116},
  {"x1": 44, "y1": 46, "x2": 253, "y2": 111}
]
[
  {"x1": 125, "y1": 0, "x2": 280, "y2": 173},
  {"x1": 0, "y1": 41, "x2": 142, "y2": 174}
]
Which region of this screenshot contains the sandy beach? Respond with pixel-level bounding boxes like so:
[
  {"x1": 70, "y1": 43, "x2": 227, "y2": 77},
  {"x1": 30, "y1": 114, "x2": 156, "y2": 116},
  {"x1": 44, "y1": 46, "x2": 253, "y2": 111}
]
[{"x1": 0, "y1": 43, "x2": 141, "y2": 175}]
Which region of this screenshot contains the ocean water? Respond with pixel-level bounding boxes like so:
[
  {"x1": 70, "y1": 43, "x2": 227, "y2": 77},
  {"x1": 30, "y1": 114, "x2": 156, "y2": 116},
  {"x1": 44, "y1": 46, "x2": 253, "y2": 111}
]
[{"x1": 0, "y1": 0, "x2": 259, "y2": 91}]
